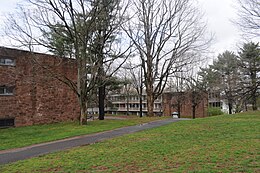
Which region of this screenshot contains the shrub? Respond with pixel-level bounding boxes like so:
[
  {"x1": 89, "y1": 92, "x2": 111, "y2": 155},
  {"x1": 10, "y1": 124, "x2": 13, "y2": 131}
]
[{"x1": 208, "y1": 107, "x2": 224, "y2": 116}]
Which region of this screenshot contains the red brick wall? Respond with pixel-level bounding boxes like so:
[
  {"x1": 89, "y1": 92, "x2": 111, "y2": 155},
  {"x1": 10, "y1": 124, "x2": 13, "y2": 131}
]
[
  {"x1": 0, "y1": 60, "x2": 18, "y2": 121},
  {"x1": 162, "y1": 92, "x2": 208, "y2": 118},
  {"x1": 0, "y1": 47, "x2": 80, "y2": 126}
]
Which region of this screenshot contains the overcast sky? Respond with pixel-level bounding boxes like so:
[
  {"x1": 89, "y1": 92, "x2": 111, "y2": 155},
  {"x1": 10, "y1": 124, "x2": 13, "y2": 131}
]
[
  {"x1": 198, "y1": 0, "x2": 243, "y2": 56},
  {"x1": 0, "y1": 0, "x2": 251, "y2": 59}
]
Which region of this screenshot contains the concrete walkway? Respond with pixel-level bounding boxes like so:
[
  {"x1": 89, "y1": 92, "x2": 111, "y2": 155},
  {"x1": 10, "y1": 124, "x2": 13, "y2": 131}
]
[{"x1": 0, "y1": 118, "x2": 188, "y2": 165}]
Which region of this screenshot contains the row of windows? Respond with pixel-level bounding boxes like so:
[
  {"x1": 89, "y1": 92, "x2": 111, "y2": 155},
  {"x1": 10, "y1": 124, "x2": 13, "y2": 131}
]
[
  {"x1": 0, "y1": 86, "x2": 15, "y2": 96},
  {"x1": 110, "y1": 95, "x2": 145, "y2": 101},
  {"x1": 209, "y1": 102, "x2": 222, "y2": 108},
  {"x1": 110, "y1": 95, "x2": 162, "y2": 102},
  {"x1": 0, "y1": 58, "x2": 15, "y2": 66},
  {"x1": 209, "y1": 92, "x2": 220, "y2": 99},
  {"x1": 114, "y1": 103, "x2": 161, "y2": 109}
]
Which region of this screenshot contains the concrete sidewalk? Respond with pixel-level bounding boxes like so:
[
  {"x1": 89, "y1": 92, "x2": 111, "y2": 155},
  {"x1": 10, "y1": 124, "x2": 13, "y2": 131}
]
[{"x1": 0, "y1": 118, "x2": 188, "y2": 165}]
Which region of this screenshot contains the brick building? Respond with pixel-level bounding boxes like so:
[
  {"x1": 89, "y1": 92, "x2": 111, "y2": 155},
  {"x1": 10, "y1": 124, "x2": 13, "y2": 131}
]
[
  {"x1": 162, "y1": 91, "x2": 208, "y2": 118},
  {"x1": 106, "y1": 93, "x2": 163, "y2": 116},
  {"x1": 106, "y1": 90, "x2": 208, "y2": 118},
  {"x1": 0, "y1": 47, "x2": 79, "y2": 127}
]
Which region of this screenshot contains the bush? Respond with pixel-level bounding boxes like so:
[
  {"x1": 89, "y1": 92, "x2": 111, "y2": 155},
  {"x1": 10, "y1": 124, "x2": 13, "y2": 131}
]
[{"x1": 208, "y1": 107, "x2": 224, "y2": 116}]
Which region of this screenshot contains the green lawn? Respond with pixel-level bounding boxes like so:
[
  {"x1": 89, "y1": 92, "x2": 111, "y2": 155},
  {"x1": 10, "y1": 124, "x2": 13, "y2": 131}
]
[
  {"x1": 0, "y1": 116, "x2": 167, "y2": 150},
  {"x1": 1, "y1": 111, "x2": 259, "y2": 172}
]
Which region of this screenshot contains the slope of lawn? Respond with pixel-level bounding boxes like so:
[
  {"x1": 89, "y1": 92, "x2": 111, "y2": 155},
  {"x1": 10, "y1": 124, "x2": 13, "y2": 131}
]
[
  {"x1": 0, "y1": 116, "x2": 167, "y2": 150},
  {"x1": 1, "y1": 111, "x2": 259, "y2": 172}
]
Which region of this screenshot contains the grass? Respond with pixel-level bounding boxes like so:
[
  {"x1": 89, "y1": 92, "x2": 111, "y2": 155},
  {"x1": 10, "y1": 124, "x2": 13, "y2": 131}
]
[
  {"x1": 1, "y1": 111, "x2": 259, "y2": 172},
  {"x1": 0, "y1": 116, "x2": 167, "y2": 150}
]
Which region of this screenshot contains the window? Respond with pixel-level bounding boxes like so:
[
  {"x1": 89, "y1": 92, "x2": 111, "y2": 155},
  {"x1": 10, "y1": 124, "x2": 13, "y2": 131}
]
[
  {"x1": 0, "y1": 118, "x2": 15, "y2": 128},
  {"x1": 209, "y1": 92, "x2": 220, "y2": 99},
  {"x1": 209, "y1": 102, "x2": 222, "y2": 108},
  {"x1": 0, "y1": 86, "x2": 15, "y2": 96},
  {"x1": 0, "y1": 58, "x2": 15, "y2": 66}
]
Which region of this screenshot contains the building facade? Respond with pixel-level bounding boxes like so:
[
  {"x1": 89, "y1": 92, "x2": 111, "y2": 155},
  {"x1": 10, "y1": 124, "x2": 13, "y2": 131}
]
[
  {"x1": 162, "y1": 91, "x2": 208, "y2": 118},
  {"x1": 208, "y1": 91, "x2": 232, "y2": 114},
  {"x1": 0, "y1": 47, "x2": 79, "y2": 127},
  {"x1": 106, "y1": 91, "x2": 208, "y2": 118},
  {"x1": 107, "y1": 94, "x2": 163, "y2": 116}
]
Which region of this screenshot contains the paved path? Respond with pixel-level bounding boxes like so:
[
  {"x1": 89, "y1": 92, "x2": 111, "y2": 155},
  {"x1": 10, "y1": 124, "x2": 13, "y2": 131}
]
[{"x1": 0, "y1": 118, "x2": 188, "y2": 165}]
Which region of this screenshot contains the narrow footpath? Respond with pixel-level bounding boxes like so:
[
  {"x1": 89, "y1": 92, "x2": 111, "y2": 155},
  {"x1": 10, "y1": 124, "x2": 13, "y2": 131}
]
[{"x1": 0, "y1": 118, "x2": 188, "y2": 165}]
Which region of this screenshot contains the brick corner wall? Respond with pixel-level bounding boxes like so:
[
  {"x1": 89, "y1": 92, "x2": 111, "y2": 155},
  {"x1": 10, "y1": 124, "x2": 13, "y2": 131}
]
[
  {"x1": 162, "y1": 91, "x2": 208, "y2": 118},
  {"x1": 0, "y1": 47, "x2": 80, "y2": 127}
]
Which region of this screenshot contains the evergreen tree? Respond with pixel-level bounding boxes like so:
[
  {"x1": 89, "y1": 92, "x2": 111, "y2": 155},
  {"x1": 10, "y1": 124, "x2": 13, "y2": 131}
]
[
  {"x1": 238, "y1": 42, "x2": 260, "y2": 110},
  {"x1": 198, "y1": 51, "x2": 240, "y2": 114}
]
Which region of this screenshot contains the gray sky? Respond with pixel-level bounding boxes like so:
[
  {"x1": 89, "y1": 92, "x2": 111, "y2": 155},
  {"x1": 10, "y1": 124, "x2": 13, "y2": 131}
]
[
  {"x1": 198, "y1": 0, "x2": 242, "y2": 56},
  {"x1": 0, "y1": 0, "x2": 248, "y2": 58}
]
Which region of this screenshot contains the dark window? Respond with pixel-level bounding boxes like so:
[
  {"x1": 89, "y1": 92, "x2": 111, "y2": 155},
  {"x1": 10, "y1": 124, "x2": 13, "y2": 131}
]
[
  {"x1": 0, "y1": 58, "x2": 15, "y2": 66},
  {"x1": 0, "y1": 86, "x2": 15, "y2": 95},
  {"x1": 0, "y1": 118, "x2": 15, "y2": 128},
  {"x1": 209, "y1": 102, "x2": 222, "y2": 107}
]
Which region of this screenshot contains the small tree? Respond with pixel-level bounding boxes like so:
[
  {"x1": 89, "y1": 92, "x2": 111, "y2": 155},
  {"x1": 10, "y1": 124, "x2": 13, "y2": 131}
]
[
  {"x1": 186, "y1": 73, "x2": 207, "y2": 119},
  {"x1": 123, "y1": 61, "x2": 145, "y2": 117}
]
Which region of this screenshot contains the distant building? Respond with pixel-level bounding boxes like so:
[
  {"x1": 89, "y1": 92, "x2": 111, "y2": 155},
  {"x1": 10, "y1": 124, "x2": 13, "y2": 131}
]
[
  {"x1": 162, "y1": 91, "x2": 208, "y2": 118},
  {"x1": 0, "y1": 47, "x2": 79, "y2": 127},
  {"x1": 208, "y1": 91, "x2": 231, "y2": 114},
  {"x1": 106, "y1": 90, "x2": 208, "y2": 118},
  {"x1": 106, "y1": 94, "x2": 163, "y2": 116}
]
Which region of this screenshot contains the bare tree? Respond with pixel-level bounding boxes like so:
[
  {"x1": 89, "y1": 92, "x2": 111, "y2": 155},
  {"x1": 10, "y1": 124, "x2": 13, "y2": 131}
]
[
  {"x1": 124, "y1": 0, "x2": 210, "y2": 116},
  {"x1": 90, "y1": 0, "x2": 131, "y2": 120},
  {"x1": 4, "y1": 0, "x2": 130, "y2": 125},
  {"x1": 185, "y1": 72, "x2": 208, "y2": 119},
  {"x1": 124, "y1": 61, "x2": 145, "y2": 117},
  {"x1": 234, "y1": 0, "x2": 260, "y2": 38}
]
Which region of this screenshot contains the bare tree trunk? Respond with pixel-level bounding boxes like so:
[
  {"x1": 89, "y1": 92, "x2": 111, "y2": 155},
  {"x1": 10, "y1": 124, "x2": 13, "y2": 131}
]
[
  {"x1": 126, "y1": 92, "x2": 129, "y2": 115},
  {"x1": 146, "y1": 55, "x2": 154, "y2": 116},
  {"x1": 192, "y1": 105, "x2": 196, "y2": 119},
  {"x1": 77, "y1": 61, "x2": 84, "y2": 125},
  {"x1": 245, "y1": 101, "x2": 248, "y2": 111},
  {"x1": 252, "y1": 74, "x2": 257, "y2": 111},
  {"x1": 77, "y1": 53, "x2": 89, "y2": 125},
  {"x1": 79, "y1": 97, "x2": 87, "y2": 125},
  {"x1": 177, "y1": 102, "x2": 181, "y2": 118},
  {"x1": 147, "y1": 90, "x2": 154, "y2": 116},
  {"x1": 98, "y1": 85, "x2": 105, "y2": 120},
  {"x1": 139, "y1": 68, "x2": 143, "y2": 117},
  {"x1": 191, "y1": 91, "x2": 196, "y2": 119},
  {"x1": 228, "y1": 101, "x2": 233, "y2": 114},
  {"x1": 98, "y1": 54, "x2": 105, "y2": 120},
  {"x1": 252, "y1": 95, "x2": 257, "y2": 111},
  {"x1": 139, "y1": 93, "x2": 143, "y2": 117}
]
